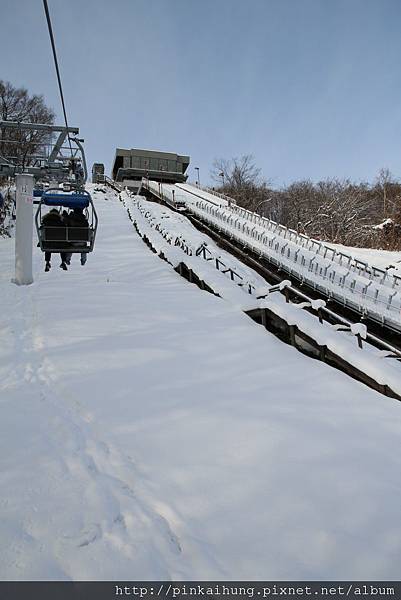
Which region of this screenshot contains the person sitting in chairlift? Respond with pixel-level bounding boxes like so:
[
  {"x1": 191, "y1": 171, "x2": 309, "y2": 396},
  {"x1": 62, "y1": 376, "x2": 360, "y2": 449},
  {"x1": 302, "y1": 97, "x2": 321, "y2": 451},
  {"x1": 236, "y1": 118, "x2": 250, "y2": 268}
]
[
  {"x1": 64, "y1": 206, "x2": 89, "y2": 266},
  {"x1": 41, "y1": 209, "x2": 69, "y2": 272}
]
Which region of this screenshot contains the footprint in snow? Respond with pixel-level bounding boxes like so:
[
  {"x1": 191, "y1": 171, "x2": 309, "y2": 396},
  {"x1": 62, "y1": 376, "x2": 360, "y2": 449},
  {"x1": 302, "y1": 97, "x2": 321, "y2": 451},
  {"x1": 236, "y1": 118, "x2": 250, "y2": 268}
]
[{"x1": 62, "y1": 523, "x2": 102, "y2": 548}]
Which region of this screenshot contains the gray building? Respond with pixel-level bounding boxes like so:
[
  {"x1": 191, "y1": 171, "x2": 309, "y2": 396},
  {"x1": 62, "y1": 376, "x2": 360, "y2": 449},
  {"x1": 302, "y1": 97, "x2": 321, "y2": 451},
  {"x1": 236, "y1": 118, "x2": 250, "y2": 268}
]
[
  {"x1": 111, "y1": 148, "x2": 190, "y2": 191},
  {"x1": 92, "y1": 162, "x2": 104, "y2": 183}
]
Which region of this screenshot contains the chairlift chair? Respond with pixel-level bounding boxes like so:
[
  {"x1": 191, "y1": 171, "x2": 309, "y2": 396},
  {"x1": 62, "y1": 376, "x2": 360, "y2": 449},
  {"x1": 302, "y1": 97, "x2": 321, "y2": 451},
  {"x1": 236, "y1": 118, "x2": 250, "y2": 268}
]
[{"x1": 35, "y1": 188, "x2": 98, "y2": 255}]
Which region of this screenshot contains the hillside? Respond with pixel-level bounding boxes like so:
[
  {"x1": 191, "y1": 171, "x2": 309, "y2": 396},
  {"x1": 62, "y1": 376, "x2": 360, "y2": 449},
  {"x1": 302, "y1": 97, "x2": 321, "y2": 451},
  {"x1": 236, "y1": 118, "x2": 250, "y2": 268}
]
[{"x1": 1, "y1": 186, "x2": 401, "y2": 580}]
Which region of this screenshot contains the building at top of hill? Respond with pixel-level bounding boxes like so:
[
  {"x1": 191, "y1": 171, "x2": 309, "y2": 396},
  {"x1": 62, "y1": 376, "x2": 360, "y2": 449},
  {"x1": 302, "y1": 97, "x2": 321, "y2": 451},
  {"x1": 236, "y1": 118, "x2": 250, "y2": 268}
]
[{"x1": 111, "y1": 148, "x2": 190, "y2": 192}]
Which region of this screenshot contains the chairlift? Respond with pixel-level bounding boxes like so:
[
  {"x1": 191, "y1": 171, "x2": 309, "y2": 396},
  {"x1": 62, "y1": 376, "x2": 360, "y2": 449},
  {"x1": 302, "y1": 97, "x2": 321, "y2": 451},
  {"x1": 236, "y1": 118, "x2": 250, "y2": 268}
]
[{"x1": 35, "y1": 188, "x2": 98, "y2": 255}]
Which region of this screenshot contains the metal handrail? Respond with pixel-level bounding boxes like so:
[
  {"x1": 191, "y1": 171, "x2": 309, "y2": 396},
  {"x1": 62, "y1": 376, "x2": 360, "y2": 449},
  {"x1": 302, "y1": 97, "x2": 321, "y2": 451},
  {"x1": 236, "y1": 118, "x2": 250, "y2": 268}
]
[
  {"x1": 131, "y1": 195, "x2": 401, "y2": 359},
  {"x1": 190, "y1": 200, "x2": 401, "y2": 331}
]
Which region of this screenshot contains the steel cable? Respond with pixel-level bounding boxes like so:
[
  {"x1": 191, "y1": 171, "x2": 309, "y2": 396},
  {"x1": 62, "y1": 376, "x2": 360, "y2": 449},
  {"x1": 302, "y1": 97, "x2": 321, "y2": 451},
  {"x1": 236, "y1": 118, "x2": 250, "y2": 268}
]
[{"x1": 42, "y1": 0, "x2": 73, "y2": 157}]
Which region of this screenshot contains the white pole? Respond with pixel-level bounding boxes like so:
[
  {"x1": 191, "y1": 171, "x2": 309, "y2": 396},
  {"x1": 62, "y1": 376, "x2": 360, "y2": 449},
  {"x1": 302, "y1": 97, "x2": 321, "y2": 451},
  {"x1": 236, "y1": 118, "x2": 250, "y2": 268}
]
[{"x1": 14, "y1": 173, "x2": 34, "y2": 285}]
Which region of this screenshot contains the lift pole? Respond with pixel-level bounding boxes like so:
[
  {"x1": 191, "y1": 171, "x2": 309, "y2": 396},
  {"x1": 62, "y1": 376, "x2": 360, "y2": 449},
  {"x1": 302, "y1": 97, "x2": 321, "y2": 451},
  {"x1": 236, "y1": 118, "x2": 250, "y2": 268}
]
[{"x1": 14, "y1": 173, "x2": 34, "y2": 285}]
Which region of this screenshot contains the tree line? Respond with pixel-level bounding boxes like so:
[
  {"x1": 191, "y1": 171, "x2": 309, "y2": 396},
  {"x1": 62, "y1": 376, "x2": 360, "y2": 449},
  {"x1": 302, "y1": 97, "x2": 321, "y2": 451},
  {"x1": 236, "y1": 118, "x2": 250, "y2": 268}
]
[{"x1": 211, "y1": 156, "x2": 401, "y2": 250}]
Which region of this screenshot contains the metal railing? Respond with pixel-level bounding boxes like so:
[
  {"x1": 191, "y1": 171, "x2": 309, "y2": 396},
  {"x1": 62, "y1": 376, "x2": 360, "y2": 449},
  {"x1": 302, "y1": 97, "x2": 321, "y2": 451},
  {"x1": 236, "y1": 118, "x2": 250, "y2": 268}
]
[
  {"x1": 129, "y1": 195, "x2": 401, "y2": 363},
  {"x1": 134, "y1": 200, "x2": 257, "y2": 295},
  {"x1": 190, "y1": 200, "x2": 401, "y2": 332},
  {"x1": 97, "y1": 174, "x2": 124, "y2": 192},
  {"x1": 141, "y1": 179, "x2": 401, "y2": 331},
  {"x1": 185, "y1": 181, "x2": 236, "y2": 205}
]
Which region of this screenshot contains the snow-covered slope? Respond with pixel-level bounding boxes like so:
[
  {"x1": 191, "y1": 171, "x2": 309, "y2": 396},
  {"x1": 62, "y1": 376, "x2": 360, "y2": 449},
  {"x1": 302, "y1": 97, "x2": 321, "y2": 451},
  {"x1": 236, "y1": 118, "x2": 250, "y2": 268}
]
[{"x1": 1, "y1": 186, "x2": 401, "y2": 580}]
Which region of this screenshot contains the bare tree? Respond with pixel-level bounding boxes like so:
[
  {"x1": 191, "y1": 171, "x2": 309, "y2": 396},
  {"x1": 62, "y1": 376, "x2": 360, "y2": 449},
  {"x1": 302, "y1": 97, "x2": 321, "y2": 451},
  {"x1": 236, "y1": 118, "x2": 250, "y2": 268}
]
[
  {"x1": 211, "y1": 155, "x2": 261, "y2": 188},
  {"x1": 277, "y1": 180, "x2": 317, "y2": 232},
  {"x1": 211, "y1": 154, "x2": 269, "y2": 210},
  {"x1": 0, "y1": 80, "x2": 55, "y2": 168},
  {"x1": 374, "y1": 168, "x2": 401, "y2": 219}
]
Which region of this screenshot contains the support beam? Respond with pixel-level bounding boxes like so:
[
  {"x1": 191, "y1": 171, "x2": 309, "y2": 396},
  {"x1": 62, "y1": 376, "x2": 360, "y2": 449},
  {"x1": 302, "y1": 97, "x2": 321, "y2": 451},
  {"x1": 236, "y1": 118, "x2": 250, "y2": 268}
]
[
  {"x1": 14, "y1": 174, "x2": 34, "y2": 285},
  {"x1": 0, "y1": 121, "x2": 79, "y2": 134},
  {"x1": 48, "y1": 130, "x2": 67, "y2": 161}
]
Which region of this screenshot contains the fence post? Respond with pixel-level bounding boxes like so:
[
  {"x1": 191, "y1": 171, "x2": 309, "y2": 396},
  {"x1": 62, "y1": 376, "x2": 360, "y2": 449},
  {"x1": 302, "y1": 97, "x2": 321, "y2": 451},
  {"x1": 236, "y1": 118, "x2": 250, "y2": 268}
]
[{"x1": 288, "y1": 324, "x2": 296, "y2": 346}]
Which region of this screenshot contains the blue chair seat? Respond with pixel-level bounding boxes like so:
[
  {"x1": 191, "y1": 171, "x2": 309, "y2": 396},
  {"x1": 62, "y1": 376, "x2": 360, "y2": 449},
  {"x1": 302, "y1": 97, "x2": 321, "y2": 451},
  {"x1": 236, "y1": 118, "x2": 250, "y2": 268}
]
[{"x1": 42, "y1": 193, "x2": 90, "y2": 209}]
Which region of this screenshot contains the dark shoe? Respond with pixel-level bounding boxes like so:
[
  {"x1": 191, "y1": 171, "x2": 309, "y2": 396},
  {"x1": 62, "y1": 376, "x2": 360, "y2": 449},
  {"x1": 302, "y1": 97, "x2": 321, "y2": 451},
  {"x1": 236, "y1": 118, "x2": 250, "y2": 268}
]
[
  {"x1": 80, "y1": 257, "x2": 86, "y2": 266},
  {"x1": 60, "y1": 262, "x2": 68, "y2": 271},
  {"x1": 66, "y1": 258, "x2": 71, "y2": 265},
  {"x1": 45, "y1": 262, "x2": 51, "y2": 272}
]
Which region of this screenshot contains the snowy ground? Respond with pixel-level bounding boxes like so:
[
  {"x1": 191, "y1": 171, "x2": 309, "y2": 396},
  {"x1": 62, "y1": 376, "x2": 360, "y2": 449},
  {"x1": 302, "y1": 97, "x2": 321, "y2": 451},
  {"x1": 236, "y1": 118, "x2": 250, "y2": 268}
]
[{"x1": 1, "y1": 185, "x2": 401, "y2": 581}]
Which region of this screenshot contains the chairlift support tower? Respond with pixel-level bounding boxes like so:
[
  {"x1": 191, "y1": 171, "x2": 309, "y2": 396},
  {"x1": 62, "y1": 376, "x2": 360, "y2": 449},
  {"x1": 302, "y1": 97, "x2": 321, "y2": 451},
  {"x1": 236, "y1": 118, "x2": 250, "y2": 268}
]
[
  {"x1": 0, "y1": 120, "x2": 87, "y2": 185},
  {"x1": 0, "y1": 121, "x2": 90, "y2": 285},
  {"x1": 14, "y1": 173, "x2": 34, "y2": 285}
]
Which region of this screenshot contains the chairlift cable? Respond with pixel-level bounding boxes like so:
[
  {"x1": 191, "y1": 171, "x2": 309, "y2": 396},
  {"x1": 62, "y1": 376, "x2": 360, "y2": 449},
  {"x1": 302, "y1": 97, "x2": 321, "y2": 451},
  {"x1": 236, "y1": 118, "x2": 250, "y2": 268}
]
[{"x1": 42, "y1": 0, "x2": 73, "y2": 157}]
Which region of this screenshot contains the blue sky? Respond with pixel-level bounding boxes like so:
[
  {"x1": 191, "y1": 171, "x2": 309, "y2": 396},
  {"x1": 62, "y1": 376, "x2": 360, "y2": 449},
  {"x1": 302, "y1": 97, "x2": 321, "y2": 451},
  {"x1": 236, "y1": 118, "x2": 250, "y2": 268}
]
[{"x1": 1, "y1": 0, "x2": 401, "y2": 186}]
